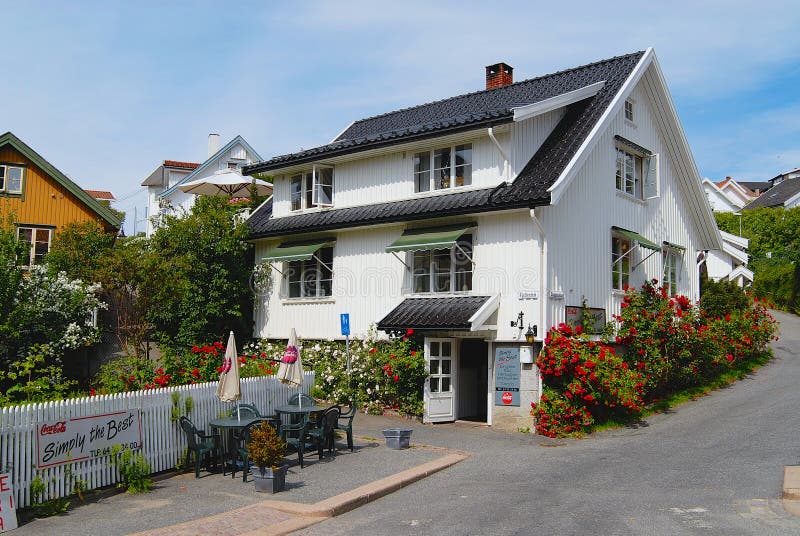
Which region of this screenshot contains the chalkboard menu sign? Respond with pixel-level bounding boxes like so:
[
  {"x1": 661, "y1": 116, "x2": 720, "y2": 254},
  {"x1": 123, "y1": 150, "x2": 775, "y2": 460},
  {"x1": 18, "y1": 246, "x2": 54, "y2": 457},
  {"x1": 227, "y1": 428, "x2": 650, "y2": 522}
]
[{"x1": 494, "y1": 347, "x2": 520, "y2": 406}]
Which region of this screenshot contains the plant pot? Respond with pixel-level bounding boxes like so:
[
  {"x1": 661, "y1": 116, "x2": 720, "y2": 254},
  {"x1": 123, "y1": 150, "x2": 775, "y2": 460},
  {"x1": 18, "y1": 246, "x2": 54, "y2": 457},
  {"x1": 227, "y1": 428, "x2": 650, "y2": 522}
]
[
  {"x1": 382, "y1": 428, "x2": 412, "y2": 450},
  {"x1": 252, "y1": 464, "x2": 288, "y2": 493}
]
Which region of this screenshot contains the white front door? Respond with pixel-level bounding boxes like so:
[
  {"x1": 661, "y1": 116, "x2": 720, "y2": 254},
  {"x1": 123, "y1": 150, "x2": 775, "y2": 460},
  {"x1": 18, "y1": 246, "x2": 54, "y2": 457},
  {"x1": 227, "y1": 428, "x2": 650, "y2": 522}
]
[{"x1": 424, "y1": 338, "x2": 457, "y2": 423}]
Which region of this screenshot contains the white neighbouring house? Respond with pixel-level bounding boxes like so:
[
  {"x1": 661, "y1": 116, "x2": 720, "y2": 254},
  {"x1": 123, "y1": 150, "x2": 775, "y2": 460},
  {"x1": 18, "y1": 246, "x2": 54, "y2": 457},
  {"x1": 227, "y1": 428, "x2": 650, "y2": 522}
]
[
  {"x1": 244, "y1": 49, "x2": 721, "y2": 430},
  {"x1": 141, "y1": 134, "x2": 262, "y2": 237},
  {"x1": 701, "y1": 177, "x2": 757, "y2": 213},
  {"x1": 701, "y1": 231, "x2": 752, "y2": 287}
]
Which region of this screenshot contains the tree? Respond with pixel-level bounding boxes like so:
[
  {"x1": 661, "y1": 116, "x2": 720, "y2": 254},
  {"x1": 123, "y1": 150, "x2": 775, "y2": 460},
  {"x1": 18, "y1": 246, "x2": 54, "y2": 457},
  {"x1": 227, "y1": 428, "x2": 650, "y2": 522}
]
[
  {"x1": 46, "y1": 220, "x2": 116, "y2": 282},
  {"x1": 147, "y1": 196, "x2": 255, "y2": 351}
]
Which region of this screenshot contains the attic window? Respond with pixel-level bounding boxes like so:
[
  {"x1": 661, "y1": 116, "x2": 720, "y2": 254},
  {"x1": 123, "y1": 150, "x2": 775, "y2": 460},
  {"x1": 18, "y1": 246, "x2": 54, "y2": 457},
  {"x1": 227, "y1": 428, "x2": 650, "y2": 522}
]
[
  {"x1": 0, "y1": 164, "x2": 24, "y2": 195},
  {"x1": 625, "y1": 99, "x2": 634, "y2": 122}
]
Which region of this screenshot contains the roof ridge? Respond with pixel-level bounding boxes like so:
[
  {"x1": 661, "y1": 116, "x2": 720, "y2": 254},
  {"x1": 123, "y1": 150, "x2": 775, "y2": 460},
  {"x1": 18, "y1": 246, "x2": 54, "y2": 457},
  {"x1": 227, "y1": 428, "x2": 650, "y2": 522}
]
[{"x1": 337, "y1": 51, "x2": 645, "y2": 140}]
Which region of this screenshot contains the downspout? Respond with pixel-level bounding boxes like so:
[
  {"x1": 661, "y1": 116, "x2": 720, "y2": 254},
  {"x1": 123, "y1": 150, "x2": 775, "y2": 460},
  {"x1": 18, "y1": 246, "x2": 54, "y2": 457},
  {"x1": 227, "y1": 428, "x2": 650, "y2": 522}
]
[
  {"x1": 487, "y1": 127, "x2": 510, "y2": 183},
  {"x1": 530, "y1": 207, "x2": 547, "y2": 402}
]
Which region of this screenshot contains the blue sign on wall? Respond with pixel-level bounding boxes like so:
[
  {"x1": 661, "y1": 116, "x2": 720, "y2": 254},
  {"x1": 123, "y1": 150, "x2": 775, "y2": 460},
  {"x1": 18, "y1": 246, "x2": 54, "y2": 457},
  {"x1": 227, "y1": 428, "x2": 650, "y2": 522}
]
[
  {"x1": 340, "y1": 313, "x2": 350, "y2": 336},
  {"x1": 494, "y1": 347, "x2": 521, "y2": 406}
]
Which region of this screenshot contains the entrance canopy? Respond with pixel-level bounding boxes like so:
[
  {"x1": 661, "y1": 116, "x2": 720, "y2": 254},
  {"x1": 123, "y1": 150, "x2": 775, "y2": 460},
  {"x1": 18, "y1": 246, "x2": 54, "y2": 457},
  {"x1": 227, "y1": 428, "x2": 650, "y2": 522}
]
[
  {"x1": 385, "y1": 224, "x2": 473, "y2": 253},
  {"x1": 262, "y1": 239, "x2": 335, "y2": 263},
  {"x1": 377, "y1": 295, "x2": 498, "y2": 332}
]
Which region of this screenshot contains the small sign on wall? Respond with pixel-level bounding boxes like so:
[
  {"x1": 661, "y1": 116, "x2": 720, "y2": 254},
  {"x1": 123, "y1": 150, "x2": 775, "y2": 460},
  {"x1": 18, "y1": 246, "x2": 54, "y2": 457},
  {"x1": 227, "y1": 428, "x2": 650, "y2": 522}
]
[
  {"x1": 494, "y1": 347, "x2": 521, "y2": 406},
  {"x1": 0, "y1": 473, "x2": 17, "y2": 532},
  {"x1": 565, "y1": 305, "x2": 607, "y2": 334},
  {"x1": 36, "y1": 410, "x2": 142, "y2": 469}
]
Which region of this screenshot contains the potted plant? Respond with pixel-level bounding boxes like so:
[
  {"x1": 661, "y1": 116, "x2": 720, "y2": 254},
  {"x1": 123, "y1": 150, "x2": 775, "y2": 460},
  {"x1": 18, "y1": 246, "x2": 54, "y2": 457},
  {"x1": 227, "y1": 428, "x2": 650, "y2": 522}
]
[{"x1": 246, "y1": 421, "x2": 288, "y2": 493}]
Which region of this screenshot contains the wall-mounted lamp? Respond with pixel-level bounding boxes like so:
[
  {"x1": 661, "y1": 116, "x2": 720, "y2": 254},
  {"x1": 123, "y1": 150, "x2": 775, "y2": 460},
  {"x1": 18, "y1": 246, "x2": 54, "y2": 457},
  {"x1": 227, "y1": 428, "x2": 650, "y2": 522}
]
[
  {"x1": 525, "y1": 324, "x2": 537, "y2": 344},
  {"x1": 510, "y1": 311, "x2": 524, "y2": 328}
]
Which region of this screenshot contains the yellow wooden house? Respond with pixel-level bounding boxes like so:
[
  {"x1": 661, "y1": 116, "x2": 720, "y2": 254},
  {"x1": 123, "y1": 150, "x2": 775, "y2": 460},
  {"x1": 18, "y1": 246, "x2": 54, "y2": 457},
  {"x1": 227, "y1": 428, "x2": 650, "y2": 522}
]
[{"x1": 0, "y1": 131, "x2": 121, "y2": 265}]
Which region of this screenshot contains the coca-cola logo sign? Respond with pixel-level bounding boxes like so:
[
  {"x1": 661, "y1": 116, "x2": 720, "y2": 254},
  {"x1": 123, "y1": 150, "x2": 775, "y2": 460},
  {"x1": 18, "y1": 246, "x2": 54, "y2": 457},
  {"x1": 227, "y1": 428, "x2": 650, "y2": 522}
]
[{"x1": 40, "y1": 422, "x2": 66, "y2": 435}]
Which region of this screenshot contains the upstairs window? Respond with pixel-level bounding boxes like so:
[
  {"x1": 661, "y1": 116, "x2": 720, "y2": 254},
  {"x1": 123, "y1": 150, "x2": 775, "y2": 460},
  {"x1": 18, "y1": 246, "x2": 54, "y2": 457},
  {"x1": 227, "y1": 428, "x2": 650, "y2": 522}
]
[
  {"x1": 412, "y1": 235, "x2": 473, "y2": 293},
  {"x1": 290, "y1": 165, "x2": 334, "y2": 211},
  {"x1": 18, "y1": 226, "x2": 52, "y2": 266},
  {"x1": 414, "y1": 143, "x2": 472, "y2": 192},
  {"x1": 615, "y1": 139, "x2": 658, "y2": 200},
  {"x1": 286, "y1": 246, "x2": 333, "y2": 298},
  {"x1": 0, "y1": 165, "x2": 24, "y2": 195}
]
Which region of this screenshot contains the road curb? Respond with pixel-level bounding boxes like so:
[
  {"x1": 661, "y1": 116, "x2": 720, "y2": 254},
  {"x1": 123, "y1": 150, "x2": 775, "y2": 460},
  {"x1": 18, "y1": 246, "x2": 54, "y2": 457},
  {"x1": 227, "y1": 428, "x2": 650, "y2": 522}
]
[{"x1": 259, "y1": 451, "x2": 469, "y2": 518}]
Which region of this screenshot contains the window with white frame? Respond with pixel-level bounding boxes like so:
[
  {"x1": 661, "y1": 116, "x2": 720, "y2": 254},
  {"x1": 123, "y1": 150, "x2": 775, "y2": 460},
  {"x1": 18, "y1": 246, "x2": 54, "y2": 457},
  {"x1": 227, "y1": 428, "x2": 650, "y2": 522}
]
[
  {"x1": 290, "y1": 165, "x2": 334, "y2": 211},
  {"x1": 285, "y1": 247, "x2": 333, "y2": 298},
  {"x1": 18, "y1": 226, "x2": 52, "y2": 266},
  {"x1": 615, "y1": 142, "x2": 657, "y2": 200},
  {"x1": 611, "y1": 234, "x2": 632, "y2": 291},
  {"x1": 412, "y1": 235, "x2": 472, "y2": 293},
  {"x1": 625, "y1": 99, "x2": 634, "y2": 121},
  {"x1": 414, "y1": 143, "x2": 472, "y2": 193},
  {"x1": 0, "y1": 164, "x2": 24, "y2": 195},
  {"x1": 662, "y1": 248, "x2": 682, "y2": 296}
]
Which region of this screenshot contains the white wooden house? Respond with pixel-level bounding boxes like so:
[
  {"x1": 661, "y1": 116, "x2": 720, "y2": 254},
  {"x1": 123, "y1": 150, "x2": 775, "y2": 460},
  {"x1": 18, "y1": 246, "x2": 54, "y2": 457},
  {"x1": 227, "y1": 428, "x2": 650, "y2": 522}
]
[
  {"x1": 245, "y1": 49, "x2": 720, "y2": 429},
  {"x1": 141, "y1": 134, "x2": 261, "y2": 237}
]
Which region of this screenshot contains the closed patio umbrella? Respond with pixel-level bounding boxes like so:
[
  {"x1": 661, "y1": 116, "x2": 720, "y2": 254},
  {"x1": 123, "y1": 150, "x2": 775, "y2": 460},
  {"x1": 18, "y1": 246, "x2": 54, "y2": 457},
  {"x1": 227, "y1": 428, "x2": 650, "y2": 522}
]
[
  {"x1": 179, "y1": 169, "x2": 273, "y2": 197},
  {"x1": 277, "y1": 328, "x2": 305, "y2": 407},
  {"x1": 216, "y1": 331, "x2": 242, "y2": 419}
]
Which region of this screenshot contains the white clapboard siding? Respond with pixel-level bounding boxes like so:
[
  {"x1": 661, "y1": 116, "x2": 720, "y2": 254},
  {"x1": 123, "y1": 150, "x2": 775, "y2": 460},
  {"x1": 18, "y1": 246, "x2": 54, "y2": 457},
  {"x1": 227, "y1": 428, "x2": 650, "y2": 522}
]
[{"x1": 0, "y1": 372, "x2": 313, "y2": 508}]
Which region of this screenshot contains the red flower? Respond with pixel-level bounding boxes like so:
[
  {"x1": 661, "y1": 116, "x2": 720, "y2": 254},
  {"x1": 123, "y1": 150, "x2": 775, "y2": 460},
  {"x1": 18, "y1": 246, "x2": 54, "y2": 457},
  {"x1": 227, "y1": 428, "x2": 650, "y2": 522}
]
[
  {"x1": 583, "y1": 394, "x2": 594, "y2": 402},
  {"x1": 191, "y1": 368, "x2": 201, "y2": 377},
  {"x1": 410, "y1": 350, "x2": 417, "y2": 356},
  {"x1": 89, "y1": 388, "x2": 96, "y2": 396},
  {"x1": 406, "y1": 328, "x2": 414, "y2": 336},
  {"x1": 393, "y1": 374, "x2": 400, "y2": 382},
  {"x1": 726, "y1": 354, "x2": 734, "y2": 362},
  {"x1": 369, "y1": 348, "x2": 377, "y2": 354}
]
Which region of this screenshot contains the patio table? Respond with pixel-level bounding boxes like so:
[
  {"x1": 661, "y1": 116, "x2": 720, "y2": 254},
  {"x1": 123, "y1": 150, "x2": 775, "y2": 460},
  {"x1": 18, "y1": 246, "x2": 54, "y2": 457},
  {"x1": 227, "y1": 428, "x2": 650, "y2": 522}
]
[{"x1": 208, "y1": 416, "x2": 263, "y2": 474}]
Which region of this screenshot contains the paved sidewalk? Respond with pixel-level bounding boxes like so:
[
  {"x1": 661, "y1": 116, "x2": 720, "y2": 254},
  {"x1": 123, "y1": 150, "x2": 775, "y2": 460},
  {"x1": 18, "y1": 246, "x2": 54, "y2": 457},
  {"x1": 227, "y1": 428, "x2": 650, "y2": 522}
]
[{"x1": 13, "y1": 413, "x2": 476, "y2": 536}]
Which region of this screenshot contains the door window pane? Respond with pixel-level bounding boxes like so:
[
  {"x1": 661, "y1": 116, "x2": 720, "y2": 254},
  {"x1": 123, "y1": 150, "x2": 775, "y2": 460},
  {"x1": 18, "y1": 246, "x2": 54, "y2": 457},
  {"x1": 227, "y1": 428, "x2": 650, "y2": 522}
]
[
  {"x1": 430, "y1": 378, "x2": 439, "y2": 392},
  {"x1": 441, "y1": 341, "x2": 451, "y2": 356},
  {"x1": 430, "y1": 341, "x2": 440, "y2": 356},
  {"x1": 441, "y1": 377, "x2": 450, "y2": 392},
  {"x1": 429, "y1": 359, "x2": 439, "y2": 374},
  {"x1": 441, "y1": 359, "x2": 451, "y2": 375}
]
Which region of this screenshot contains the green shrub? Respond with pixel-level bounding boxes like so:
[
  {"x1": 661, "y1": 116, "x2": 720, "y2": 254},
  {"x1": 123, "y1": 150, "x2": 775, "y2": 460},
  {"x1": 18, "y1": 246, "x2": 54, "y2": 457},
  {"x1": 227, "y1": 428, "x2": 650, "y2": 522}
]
[
  {"x1": 113, "y1": 446, "x2": 152, "y2": 493},
  {"x1": 700, "y1": 279, "x2": 750, "y2": 319}
]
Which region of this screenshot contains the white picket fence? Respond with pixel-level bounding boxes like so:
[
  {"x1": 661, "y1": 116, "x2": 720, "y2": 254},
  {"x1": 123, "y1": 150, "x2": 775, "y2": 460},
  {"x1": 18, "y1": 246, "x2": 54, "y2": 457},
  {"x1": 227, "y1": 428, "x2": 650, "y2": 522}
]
[{"x1": 0, "y1": 372, "x2": 314, "y2": 508}]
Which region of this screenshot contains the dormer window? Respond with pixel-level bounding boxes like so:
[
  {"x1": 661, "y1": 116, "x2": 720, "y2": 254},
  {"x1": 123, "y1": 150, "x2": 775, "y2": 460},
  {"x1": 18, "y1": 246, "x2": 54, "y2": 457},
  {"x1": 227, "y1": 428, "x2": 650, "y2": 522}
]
[
  {"x1": 290, "y1": 165, "x2": 335, "y2": 211},
  {"x1": 414, "y1": 143, "x2": 472, "y2": 193}
]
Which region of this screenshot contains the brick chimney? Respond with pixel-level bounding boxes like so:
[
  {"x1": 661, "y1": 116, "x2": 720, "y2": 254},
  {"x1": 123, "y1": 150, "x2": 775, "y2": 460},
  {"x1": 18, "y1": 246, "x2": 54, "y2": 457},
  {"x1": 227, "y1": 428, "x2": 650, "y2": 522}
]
[{"x1": 485, "y1": 62, "x2": 513, "y2": 89}]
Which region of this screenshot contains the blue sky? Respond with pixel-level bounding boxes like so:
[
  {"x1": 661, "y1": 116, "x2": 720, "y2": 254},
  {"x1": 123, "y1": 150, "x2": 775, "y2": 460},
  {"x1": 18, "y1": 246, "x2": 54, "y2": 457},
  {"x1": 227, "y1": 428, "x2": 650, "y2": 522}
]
[{"x1": 2, "y1": 1, "x2": 799, "y2": 234}]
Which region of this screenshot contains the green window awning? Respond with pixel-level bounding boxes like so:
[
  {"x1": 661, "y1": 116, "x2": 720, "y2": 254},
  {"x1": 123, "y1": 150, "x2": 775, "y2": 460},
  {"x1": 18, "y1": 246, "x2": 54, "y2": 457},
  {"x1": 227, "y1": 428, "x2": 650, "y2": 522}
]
[
  {"x1": 386, "y1": 224, "x2": 473, "y2": 253},
  {"x1": 263, "y1": 239, "x2": 335, "y2": 263},
  {"x1": 612, "y1": 226, "x2": 660, "y2": 251},
  {"x1": 662, "y1": 241, "x2": 685, "y2": 251}
]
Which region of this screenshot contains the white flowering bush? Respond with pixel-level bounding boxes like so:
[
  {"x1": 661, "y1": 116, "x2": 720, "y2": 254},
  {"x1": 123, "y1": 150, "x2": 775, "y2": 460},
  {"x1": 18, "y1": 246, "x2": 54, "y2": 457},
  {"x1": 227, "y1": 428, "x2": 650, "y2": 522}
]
[
  {"x1": 246, "y1": 326, "x2": 427, "y2": 417},
  {"x1": 1, "y1": 266, "x2": 106, "y2": 404}
]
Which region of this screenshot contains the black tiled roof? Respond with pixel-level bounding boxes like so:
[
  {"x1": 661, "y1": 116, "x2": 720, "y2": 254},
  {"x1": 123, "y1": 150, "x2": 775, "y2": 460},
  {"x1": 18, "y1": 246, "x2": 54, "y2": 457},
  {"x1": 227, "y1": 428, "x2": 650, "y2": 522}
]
[
  {"x1": 743, "y1": 178, "x2": 800, "y2": 209},
  {"x1": 738, "y1": 181, "x2": 771, "y2": 194},
  {"x1": 247, "y1": 52, "x2": 644, "y2": 238},
  {"x1": 244, "y1": 52, "x2": 643, "y2": 175},
  {"x1": 377, "y1": 296, "x2": 492, "y2": 331}
]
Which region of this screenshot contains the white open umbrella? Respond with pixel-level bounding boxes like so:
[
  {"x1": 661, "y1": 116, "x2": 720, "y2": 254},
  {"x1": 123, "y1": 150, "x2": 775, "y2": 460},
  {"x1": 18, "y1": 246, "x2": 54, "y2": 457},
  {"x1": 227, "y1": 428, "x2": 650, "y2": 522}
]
[
  {"x1": 179, "y1": 169, "x2": 273, "y2": 197},
  {"x1": 216, "y1": 331, "x2": 242, "y2": 419},
  {"x1": 277, "y1": 328, "x2": 305, "y2": 407}
]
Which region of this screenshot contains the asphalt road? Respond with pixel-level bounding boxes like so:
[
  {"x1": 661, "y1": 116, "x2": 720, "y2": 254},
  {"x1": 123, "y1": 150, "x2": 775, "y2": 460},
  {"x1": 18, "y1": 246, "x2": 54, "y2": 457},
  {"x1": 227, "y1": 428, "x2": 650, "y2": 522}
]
[{"x1": 305, "y1": 310, "x2": 800, "y2": 536}]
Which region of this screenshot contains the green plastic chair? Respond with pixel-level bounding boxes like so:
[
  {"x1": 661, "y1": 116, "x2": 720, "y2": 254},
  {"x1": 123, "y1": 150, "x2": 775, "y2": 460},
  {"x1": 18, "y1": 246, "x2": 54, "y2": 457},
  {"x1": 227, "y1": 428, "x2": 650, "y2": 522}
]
[
  {"x1": 307, "y1": 406, "x2": 340, "y2": 457},
  {"x1": 280, "y1": 413, "x2": 313, "y2": 468},
  {"x1": 335, "y1": 401, "x2": 357, "y2": 452},
  {"x1": 287, "y1": 393, "x2": 316, "y2": 406},
  {"x1": 230, "y1": 419, "x2": 272, "y2": 482},
  {"x1": 228, "y1": 403, "x2": 262, "y2": 419},
  {"x1": 179, "y1": 416, "x2": 220, "y2": 478}
]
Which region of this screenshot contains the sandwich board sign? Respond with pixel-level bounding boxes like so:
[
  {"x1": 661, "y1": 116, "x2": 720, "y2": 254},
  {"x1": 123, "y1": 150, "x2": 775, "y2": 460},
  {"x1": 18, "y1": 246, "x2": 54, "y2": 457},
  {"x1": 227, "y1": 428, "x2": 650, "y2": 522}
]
[{"x1": 0, "y1": 473, "x2": 17, "y2": 532}]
